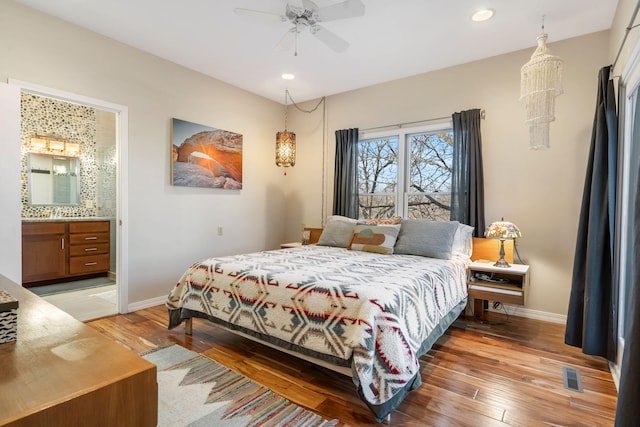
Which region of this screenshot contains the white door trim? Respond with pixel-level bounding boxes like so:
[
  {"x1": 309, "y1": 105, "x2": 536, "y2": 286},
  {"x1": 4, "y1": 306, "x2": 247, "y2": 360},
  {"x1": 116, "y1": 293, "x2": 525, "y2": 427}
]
[{"x1": 9, "y1": 79, "x2": 129, "y2": 314}]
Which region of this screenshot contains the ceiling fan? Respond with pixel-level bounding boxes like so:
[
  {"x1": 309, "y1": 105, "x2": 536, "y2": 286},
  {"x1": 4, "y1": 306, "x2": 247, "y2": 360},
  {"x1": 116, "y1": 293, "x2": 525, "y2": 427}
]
[{"x1": 234, "y1": 0, "x2": 365, "y2": 55}]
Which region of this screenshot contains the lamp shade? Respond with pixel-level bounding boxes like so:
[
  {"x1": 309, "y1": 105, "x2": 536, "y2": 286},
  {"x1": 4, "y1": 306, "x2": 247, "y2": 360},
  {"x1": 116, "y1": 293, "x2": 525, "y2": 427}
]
[
  {"x1": 485, "y1": 220, "x2": 522, "y2": 239},
  {"x1": 275, "y1": 131, "x2": 296, "y2": 167}
]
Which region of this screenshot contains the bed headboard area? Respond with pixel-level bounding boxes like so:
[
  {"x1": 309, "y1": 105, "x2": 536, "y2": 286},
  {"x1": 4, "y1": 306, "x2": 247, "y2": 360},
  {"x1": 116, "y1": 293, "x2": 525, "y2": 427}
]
[
  {"x1": 470, "y1": 237, "x2": 514, "y2": 263},
  {"x1": 304, "y1": 227, "x2": 324, "y2": 244},
  {"x1": 304, "y1": 223, "x2": 512, "y2": 264}
]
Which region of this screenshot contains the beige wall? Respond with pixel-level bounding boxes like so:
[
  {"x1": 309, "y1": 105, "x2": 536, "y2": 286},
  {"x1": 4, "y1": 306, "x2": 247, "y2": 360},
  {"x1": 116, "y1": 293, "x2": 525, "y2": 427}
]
[
  {"x1": 0, "y1": 1, "x2": 284, "y2": 305},
  {"x1": 286, "y1": 31, "x2": 610, "y2": 317}
]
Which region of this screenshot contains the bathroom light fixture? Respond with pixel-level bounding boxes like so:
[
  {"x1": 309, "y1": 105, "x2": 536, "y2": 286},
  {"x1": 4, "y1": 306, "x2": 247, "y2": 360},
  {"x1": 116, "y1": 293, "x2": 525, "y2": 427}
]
[
  {"x1": 65, "y1": 142, "x2": 80, "y2": 156},
  {"x1": 520, "y1": 17, "x2": 563, "y2": 150},
  {"x1": 275, "y1": 89, "x2": 296, "y2": 173},
  {"x1": 29, "y1": 135, "x2": 80, "y2": 156},
  {"x1": 472, "y1": 9, "x2": 495, "y2": 22},
  {"x1": 30, "y1": 137, "x2": 47, "y2": 150}
]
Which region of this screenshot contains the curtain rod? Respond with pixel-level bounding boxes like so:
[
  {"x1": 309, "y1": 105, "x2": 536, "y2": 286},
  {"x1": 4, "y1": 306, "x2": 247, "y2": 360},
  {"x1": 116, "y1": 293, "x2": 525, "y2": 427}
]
[
  {"x1": 612, "y1": 0, "x2": 640, "y2": 73},
  {"x1": 359, "y1": 109, "x2": 485, "y2": 133}
]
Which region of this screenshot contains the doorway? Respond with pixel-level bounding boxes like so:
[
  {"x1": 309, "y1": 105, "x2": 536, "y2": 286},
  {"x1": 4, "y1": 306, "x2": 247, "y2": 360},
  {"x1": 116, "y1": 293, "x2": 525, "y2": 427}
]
[{"x1": 10, "y1": 79, "x2": 129, "y2": 320}]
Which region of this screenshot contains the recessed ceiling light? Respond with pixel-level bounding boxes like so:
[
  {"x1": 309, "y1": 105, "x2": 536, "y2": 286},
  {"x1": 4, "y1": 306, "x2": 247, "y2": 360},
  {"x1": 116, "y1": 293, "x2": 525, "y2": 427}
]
[
  {"x1": 281, "y1": 73, "x2": 295, "y2": 80},
  {"x1": 472, "y1": 9, "x2": 495, "y2": 22}
]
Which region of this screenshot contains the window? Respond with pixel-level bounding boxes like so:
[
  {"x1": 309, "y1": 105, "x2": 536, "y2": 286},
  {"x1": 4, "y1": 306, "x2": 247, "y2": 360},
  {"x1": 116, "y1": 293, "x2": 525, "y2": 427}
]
[{"x1": 357, "y1": 124, "x2": 453, "y2": 220}]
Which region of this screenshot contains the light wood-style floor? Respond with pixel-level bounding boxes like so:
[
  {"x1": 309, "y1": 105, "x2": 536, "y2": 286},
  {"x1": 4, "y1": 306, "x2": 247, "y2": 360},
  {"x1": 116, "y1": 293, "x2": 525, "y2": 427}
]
[{"x1": 87, "y1": 307, "x2": 617, "y2": 426}]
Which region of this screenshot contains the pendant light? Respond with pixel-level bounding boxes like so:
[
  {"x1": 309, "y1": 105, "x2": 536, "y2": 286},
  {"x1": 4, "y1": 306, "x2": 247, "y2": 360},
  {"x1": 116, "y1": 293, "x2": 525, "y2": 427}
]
[
  {"x1": 520, "y1": 17, "x2": 563, "y2": 150},
  {"x1": 275, "y1": 89, "x2": 296, "y2": 174}
]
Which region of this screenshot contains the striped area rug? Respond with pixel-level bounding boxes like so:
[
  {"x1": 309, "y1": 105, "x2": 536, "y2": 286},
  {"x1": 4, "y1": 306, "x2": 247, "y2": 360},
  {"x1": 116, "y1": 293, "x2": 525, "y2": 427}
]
[{"x1": 142, "y1": 344, "x2": 338, "y2": 427}]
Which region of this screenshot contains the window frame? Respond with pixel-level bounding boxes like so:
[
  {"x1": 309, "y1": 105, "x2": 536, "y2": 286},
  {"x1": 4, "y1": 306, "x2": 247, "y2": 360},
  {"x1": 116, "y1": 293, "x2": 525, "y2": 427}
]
[{"x1": 358, "y1": 121, "x2": 453, "y2": 219}]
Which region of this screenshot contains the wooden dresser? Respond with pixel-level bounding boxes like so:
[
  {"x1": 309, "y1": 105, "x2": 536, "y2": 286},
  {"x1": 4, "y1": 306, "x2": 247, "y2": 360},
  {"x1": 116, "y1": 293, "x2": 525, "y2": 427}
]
[
  {"x1": 22, "y1": 219, "x2": 110, "y2": 285},
  {"x1": 0, "y1": 275, "x2": 157, "y2": 426}
]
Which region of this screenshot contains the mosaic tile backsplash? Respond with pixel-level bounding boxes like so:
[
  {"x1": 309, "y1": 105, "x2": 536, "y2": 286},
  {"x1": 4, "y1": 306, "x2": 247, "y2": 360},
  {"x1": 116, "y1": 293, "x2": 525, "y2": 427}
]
[{"x1": 20, "y1": 93, "x2": 116, "y2": 219}]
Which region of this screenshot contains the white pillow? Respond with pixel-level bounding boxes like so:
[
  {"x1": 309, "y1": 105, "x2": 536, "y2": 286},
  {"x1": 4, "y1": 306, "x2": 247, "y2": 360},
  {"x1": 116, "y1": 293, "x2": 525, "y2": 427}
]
[{"x1": 452, "y1": 223, "x2": 475, "y2": 257}]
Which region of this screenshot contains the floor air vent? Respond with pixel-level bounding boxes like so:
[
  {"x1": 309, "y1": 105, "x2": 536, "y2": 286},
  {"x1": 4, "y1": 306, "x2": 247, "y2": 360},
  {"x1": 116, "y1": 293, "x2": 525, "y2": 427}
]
[{"x1": 562, "y1": 366, "x2": 584, "y2": 392}]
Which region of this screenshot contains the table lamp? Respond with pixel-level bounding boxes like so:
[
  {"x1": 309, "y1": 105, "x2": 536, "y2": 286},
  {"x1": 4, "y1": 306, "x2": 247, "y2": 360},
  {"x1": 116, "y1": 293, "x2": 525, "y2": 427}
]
[{"x1": 485, "y1": 219, "x2": 521, "y2": 267}]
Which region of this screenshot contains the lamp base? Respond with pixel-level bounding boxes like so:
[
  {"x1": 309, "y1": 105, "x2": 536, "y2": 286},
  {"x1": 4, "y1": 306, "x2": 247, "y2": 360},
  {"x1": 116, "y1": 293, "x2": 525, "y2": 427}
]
[
  {"x1": 493, "y1": 258, "x2": 511, "y2": 268},
  {"x1": 493, "y1": 238, "x2": 511, "y2": 268}
]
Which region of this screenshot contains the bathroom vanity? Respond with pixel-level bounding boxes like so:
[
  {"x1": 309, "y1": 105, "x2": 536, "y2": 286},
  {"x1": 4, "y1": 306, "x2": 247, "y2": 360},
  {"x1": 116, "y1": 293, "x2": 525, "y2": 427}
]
[{"x1": 22, "y1": 219, "x2": 110, "y2": 285}]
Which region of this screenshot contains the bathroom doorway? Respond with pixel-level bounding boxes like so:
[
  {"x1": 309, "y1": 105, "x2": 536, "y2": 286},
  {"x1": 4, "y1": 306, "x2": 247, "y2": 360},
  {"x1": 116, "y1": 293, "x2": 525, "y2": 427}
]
[{"x1": 11, "y1": 79, "x2": 128, "y2": 321}]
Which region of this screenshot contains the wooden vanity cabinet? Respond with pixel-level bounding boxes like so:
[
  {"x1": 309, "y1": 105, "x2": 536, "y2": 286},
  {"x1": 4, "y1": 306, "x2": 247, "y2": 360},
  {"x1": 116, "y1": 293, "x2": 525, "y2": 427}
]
[
  {"x1": 22, "y1": 222, "x2": 67, "y2": 283},
  {"x1": 22, "y1": 220, "x2": 110, "y2": 285}
]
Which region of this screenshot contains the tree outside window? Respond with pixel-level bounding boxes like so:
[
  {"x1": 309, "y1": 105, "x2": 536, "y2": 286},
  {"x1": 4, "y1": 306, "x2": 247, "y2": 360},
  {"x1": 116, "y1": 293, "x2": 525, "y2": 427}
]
[{"x1": 357, "y1": 127, "x2": 453, "y2": 220}]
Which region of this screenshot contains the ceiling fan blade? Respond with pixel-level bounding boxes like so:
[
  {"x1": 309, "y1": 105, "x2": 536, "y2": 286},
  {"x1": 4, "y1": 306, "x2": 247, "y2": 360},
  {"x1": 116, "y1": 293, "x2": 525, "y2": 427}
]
[
  {"x1": 301, "y1": 0, "x2": 319, "y2": 13},
  {"x1": 234, "y1": 8, "x2": 285, "y2": 22},
  {"x1": 275, "y1": 27, "x2": 297, "y2": 52},
  {"x1": 317, "y1": 0, "x2": 365, "y2": 22},
  {"x1": 310, "y1": 25, "x2": 349, "y2": 53}
]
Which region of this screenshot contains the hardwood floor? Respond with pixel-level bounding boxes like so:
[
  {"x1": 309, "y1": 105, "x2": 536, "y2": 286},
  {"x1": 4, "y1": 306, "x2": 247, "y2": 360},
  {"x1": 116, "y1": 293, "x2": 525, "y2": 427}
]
[{"x1": 86, "y1": 307, "x2": 617, "y2": 426}]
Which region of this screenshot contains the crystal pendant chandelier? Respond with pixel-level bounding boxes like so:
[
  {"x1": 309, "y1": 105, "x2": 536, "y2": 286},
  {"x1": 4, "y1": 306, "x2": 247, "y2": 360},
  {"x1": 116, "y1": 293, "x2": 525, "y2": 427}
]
[
  {"x1": 520, "y1": 21, "x2": 563, "y2": 150},
  {"x1": 275, "y1": 89, "x2": 296, "y2": 172}
]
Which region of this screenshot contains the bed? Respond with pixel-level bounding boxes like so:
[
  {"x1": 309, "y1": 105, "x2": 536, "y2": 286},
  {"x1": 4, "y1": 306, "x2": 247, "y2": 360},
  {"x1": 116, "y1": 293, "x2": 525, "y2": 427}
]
[{"x1": 166, "y1": 217, "x2": 474, "y2": 422}]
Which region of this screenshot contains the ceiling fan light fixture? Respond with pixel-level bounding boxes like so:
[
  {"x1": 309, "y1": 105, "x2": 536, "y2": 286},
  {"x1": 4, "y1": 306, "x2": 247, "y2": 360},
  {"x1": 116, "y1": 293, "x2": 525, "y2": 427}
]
[
  {"x1": 238, "y1": 0, "x2": 365, "y2": 55},
  {"x1": 472, "y1": 9, "x2": 495, "y2": 22},
  {"x1": 281, "y1": 73, "x2": 295, "y2": 80}
]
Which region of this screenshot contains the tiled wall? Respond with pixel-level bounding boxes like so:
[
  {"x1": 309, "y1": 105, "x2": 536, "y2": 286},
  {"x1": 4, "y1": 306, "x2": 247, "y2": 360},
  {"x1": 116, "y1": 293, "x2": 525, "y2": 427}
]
[{"x1": 20, "y1": 93, "x2": 115, "y2": 218}]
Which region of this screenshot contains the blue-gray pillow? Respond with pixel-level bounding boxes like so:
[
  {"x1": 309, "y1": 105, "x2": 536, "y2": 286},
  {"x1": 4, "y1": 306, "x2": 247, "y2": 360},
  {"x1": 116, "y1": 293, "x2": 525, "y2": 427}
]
[
  {"x1": 317, "y1": 216, "x2": 357, "y2": 248},
  {"x1": 394, "y1": 220, "x2": 460, "y2": 259}
]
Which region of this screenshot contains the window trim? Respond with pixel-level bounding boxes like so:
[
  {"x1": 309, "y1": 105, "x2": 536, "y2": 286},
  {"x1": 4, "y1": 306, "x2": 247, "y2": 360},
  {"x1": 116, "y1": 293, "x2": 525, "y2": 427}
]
[{"x1": 359, "y1": 120, "x2": 453, "y2": 218}]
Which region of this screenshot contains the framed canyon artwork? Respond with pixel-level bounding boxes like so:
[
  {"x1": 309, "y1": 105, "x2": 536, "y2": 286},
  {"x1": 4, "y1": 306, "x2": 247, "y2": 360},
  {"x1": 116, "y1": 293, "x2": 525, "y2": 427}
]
[{"x1": 171, "y1": 118, "x2": 243, "y2": 189}]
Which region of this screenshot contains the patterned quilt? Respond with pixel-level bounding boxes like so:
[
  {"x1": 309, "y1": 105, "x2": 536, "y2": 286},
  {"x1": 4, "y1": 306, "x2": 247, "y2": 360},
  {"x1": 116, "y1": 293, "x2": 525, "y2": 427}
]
[{"x1": 166, "y1": 245, "x2": 468, "y2": 421}]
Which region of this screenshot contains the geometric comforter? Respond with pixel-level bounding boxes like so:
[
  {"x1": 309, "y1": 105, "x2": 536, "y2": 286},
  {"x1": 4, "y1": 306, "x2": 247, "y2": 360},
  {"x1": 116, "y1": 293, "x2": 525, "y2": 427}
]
[{"x1": 166, "y1": 245, "x2": 469, "y2": 421}]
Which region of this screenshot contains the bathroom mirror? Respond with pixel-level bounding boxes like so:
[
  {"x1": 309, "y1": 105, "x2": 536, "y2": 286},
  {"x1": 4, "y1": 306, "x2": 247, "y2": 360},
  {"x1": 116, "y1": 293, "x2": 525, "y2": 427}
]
[{"x1": 28, "y1": 153, "x2": 80, "y2": 206}]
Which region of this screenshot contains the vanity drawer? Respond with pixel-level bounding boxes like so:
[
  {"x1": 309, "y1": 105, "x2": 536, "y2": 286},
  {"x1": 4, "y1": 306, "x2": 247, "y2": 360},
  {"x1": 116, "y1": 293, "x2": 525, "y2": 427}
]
[
  {"x1": 69, "y1": 221, "x2": 109, "y2": 234},
  {"x1": 69, "y1": 232, "x2": 110, "y2": 245},
  {"x1": 69, "y1": 254, "x2": 110, "y2": 275},
  {"x1": 22, "y1": 222, "x2": 66, "y2": 236},
  {"x1": 69, "y1": 243, "x2": 109, "y2": 257}
]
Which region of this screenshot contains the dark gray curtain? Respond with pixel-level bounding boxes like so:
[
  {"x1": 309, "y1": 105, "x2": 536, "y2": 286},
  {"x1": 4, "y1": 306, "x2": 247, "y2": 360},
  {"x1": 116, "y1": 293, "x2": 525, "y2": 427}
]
[
  {"x1": 333, "y1": 128, "x2": 359, "y2": 218},
  {"x1": 450, "y1": 108, "x2": 485, "y2": 237},
  {"x1": 565, "y1": 66, "x2": 618, "y2": 361}
]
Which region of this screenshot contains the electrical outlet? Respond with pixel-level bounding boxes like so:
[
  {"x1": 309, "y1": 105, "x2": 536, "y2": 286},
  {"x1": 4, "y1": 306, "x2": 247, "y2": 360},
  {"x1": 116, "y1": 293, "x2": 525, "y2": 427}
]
[{"x1": 217, "y1": 226, "x2": 223, "y2": 236}]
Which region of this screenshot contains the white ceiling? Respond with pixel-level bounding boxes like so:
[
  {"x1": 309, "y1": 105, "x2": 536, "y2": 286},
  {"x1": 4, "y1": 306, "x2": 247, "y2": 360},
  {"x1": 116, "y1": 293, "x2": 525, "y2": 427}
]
[{"x1": 15, "y1": 0, "x2": 618, "y2": 104}]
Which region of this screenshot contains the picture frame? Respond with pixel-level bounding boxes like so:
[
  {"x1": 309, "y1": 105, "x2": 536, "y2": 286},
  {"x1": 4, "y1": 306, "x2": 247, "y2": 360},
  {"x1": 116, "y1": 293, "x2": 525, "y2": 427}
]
[{"x1": 171, "y1": 118, "x2": 243, "y2": 189}]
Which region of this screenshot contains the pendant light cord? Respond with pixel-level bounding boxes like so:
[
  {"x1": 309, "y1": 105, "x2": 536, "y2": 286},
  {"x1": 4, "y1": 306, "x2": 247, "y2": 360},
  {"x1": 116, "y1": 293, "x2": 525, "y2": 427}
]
[{"x1": 285, "y1": 91, "x2": 326, "y2": 113}]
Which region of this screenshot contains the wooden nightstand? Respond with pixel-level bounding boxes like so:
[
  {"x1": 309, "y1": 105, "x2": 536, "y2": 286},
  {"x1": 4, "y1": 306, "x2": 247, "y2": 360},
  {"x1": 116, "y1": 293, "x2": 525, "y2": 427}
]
[
  {"x1": 467, "y1": 261, "x2": 530, "y2": 320},
  {"x1": 280, "y1": 242, "x2": 303, "y2": 249}
]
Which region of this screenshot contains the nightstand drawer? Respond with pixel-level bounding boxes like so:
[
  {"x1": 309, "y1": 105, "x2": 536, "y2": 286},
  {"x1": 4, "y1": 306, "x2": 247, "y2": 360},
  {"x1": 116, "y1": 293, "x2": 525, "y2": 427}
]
[{"x1": 468, "y1": 283, "x2": 524, "y2": 305}]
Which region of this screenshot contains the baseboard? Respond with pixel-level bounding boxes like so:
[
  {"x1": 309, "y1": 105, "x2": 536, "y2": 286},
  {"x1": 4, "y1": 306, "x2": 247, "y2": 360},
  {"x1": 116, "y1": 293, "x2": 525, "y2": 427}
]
[
  {"x1": 610, "y1": 336, "x2": 625, "y2": 391},
  {"x1": 609, "y1": 360, "x2": 621, "y2": 391},
  {"x1": 127, "y1": 295, "x2": 166, "y2": 313},
  {"x1": 488, "y1": 303, "x2": 567, "y2": 324}
]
